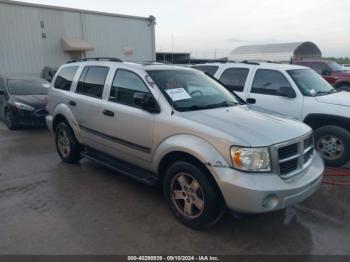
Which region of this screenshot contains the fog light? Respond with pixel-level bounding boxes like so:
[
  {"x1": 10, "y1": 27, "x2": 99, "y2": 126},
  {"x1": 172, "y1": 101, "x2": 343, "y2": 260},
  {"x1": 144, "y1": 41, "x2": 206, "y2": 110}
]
[{"x1": 262, "y1": 194, "x2": 279, "y2": 210}]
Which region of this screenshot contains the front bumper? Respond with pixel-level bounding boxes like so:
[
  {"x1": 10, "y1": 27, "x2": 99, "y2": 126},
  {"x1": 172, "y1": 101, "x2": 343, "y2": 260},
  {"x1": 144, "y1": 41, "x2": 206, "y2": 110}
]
[
  {"x1": 12, "y1": 109, "x2": 48, "y2": 126},
  {"x1": 211, "y1": 152, "x2": 324, "y2": 213}
]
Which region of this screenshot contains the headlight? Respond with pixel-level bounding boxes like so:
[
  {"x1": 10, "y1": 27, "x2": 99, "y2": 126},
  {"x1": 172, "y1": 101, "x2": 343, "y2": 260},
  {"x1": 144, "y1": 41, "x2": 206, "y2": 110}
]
[
  {"x1": 14, "y1": 102, "x2": 35, "y2": 111},
  {"x1": 230, "y1": 146, "x2": 271, "y2": 172}
]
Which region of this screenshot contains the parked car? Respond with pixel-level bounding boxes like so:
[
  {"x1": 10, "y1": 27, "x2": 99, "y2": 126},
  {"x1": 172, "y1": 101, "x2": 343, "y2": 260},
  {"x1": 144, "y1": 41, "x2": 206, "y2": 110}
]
[
  {"x1": 292, "y1": 59, "x2": 350, "y2": 91},
  {"x1": 193, "y1": 62, "x2": 350, "y2": 167},
  {"x1": 46, "y1": 58, "x2": 324, "y2": 229},
  {"x1": 0, "y1": 75, "x2": 50, "y2": 130}
]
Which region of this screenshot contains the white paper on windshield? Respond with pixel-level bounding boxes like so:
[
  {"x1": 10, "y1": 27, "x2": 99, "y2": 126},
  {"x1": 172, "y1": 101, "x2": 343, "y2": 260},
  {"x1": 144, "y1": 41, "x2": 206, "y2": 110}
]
[
  {"x1": 309, "y1": 89, "x2": 316, "y2": 95},
  {"x1": 165, "y1": 88, "x2": 192, "y2": 101},
  {"x1": 42, "y1": 83, "x2": 50, "y2": 88}
]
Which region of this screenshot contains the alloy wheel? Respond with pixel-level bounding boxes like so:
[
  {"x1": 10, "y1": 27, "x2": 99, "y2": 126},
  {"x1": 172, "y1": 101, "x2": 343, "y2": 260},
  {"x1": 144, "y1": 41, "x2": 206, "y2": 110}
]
[
  {"x1": 58, "y1": 128, "x2": 71, "y2": 158},
  {"x1": 317, "y1": 135, "x2": 344, "y2": 160},
  {"x1": 170, "y1": 172, "x2": 205, "y2": 219}
]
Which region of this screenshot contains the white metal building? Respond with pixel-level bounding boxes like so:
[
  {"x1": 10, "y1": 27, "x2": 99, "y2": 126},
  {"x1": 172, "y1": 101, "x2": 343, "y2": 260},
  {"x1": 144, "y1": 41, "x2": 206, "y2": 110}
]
[
  {"x1": 229, "y1": 42, "x2": 322, "y2": 62},
  {"x1": 0, "y1": 0, "x2": 156, "y2": 77}
]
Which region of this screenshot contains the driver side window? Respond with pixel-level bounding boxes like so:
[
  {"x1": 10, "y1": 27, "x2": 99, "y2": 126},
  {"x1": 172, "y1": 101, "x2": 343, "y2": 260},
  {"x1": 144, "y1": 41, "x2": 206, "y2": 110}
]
[
  {"x1": 251, "y1": 69, "x2": 292, "y2": 96},
  {"x1": 110, "y1": 69, "x2": 149, "y2": 107}
]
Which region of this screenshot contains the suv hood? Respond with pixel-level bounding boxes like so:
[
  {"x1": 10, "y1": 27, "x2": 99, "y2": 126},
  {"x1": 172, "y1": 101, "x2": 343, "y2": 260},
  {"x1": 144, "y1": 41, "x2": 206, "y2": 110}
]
[
  {"x1": 12, "y1": 95, "x2": 48, "y2": 109},
  {"x1": 315, "y1": 91, "x2": 350, "y2": 107},
  {"x1": 333, "y1": 71, "x2": 350, "y2": 78},
  {"x1": 181, "y1": 105, "x2": 311, "y2": 147}
]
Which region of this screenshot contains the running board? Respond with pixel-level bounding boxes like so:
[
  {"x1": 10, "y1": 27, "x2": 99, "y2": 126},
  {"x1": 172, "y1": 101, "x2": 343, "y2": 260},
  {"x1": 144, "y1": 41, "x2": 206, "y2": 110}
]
[{"x1": 81, "y1": 149, "x2": 159, "y2": 186}]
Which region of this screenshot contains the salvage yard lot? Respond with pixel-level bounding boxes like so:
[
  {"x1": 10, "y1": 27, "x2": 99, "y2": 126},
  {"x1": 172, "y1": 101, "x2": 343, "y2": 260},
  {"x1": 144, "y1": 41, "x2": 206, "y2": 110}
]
[{"x1": 0, "y1": 122, "x2": 349, "y2": 255}]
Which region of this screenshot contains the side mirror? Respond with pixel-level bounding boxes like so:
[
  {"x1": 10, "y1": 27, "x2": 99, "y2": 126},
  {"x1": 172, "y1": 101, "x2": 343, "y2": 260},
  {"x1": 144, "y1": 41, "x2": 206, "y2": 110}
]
[
  {"x1": 321, "y1": 69, "x2": 332, "y2": 76},
  {"x1": 277, "y1": 86, "x2": 296, "y2": 98},
  {"x1": 246, "y1": 98, "x2": 256, "y2": 104},
  {"x1": 133, "y1": 92, "x2": 160, "y2": 113}
]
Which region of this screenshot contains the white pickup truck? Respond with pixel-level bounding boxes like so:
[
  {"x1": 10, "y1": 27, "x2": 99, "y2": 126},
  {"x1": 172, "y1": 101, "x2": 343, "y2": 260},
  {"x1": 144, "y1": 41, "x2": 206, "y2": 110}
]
[{"x1": 193, "y1": 62, "x2": 350, "y2": 167}]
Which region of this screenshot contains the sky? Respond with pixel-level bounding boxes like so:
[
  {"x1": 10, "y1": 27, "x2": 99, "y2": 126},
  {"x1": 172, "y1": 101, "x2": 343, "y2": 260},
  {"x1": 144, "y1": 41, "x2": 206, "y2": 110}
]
[{"x1": 20, "y1": 0, "x2": 350, "y2": 58}]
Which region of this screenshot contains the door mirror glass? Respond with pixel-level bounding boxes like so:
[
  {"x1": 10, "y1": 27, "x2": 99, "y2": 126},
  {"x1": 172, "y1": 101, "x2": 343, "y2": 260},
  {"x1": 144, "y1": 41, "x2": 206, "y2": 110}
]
[
  {"x1": 277, "y1": 86, "x2": 296, "y2": 98},
  {"x1": 321, "y1": 69, "x2": 332, "y2": 76},
  {"x1": 246, "y1": 98, "x2": 256, "y2": 104},
  {"x1": 133, "y1": 92, "x2": 160, "y2": 113}
]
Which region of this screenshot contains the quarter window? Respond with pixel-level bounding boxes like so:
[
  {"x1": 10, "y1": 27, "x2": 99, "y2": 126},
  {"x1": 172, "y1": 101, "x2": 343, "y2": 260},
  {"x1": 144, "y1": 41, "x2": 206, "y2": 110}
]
[
  {"x1": 192, "y1": 66, "x2": 219, "y2": 76},
  {"x1": 110, "y1": 70, "x2": 149, "y2": 107},
  {"x1": 251, "y1": 69, "x2": 292, "y2": 96},
  {"x1": 76, "y1": 66, "x2": 109, "y2": 98},
  {"x1": 219, "y1": 68, "x2": 249, "y2": 92},
  {"x1": 54, "y1": 66, "x2": 78, "y2": 91}
]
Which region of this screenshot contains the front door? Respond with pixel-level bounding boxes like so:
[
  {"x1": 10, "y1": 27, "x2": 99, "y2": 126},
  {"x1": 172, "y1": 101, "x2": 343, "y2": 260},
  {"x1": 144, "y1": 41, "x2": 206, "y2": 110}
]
[
  {"x1": 97, "y1": 69, "x2": 156, "y2": 163},
  {"x1": 247, "y1": 69, "x2": 303, "y2": 120}
]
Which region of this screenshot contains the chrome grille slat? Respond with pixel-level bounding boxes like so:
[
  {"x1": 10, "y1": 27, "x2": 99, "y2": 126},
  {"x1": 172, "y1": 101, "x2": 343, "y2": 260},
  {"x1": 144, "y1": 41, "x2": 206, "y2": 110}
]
[{"x1": 274, "y1": 133, "x2": 314, "y2": 179}]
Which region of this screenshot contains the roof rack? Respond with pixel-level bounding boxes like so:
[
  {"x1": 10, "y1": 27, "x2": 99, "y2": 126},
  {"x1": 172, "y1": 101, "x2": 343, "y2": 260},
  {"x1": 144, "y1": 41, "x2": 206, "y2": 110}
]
[
  {"x1": 240, "y1": 60, "x2": 260, "y2": 65},
  {"x1": 67, "y1": 57, "x2": 123, "y2": 64}
]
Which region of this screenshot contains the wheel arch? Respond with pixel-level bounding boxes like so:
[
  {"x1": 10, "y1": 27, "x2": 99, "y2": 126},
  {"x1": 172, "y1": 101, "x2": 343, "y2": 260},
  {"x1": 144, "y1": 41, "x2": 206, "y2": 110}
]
[
  {"x1": 51, "y1": 103, "x2": 81, "y2": 142},
  {"x1": 304, "y1": 114, "x2": 350, "y2": 132},
  {"x1": 335, "y1": 81, "x2": 350, "y2": 89}
]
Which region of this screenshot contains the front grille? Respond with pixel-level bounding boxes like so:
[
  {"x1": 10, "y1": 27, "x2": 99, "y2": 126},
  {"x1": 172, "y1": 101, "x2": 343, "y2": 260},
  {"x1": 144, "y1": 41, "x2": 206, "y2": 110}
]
[
  {"x1": 278, "y1": 143, "x2": 298, "y2": 159},
  {"x1": 280, "y1": 158, "x2": 298, "y2": 175},
  {"x1": 276, "y1": 134, "x2": 314, "y2": 179}
]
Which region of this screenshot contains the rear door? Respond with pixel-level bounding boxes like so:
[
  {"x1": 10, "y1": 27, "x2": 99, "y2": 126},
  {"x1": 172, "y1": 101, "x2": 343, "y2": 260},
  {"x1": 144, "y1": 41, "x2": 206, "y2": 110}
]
[
  {"x1": 247, "y1": 69, "x2": 303, "y2": 120},
  {"x1": 69, "y1": 65, "x2": 111, "y2": 146}
]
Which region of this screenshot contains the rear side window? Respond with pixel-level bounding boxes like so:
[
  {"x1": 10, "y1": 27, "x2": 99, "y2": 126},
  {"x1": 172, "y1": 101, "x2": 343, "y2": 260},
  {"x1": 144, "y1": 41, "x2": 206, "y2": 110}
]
[
  {"x1": 54, "y1": 66, "x2": 78, "y2": 91},
  {"x1": 192, "y1": 66, "x2": 219, "y2": 76},
  {"x1": 219, "y1": 68, "x2": 249, "y2": 92},
  {"x1": 251, "y1": 69, "x2": 292, "y2": 96},
  {"x1": 76, "y1": 66, "x2": 109, "y2": 98},
  {"x1": 109, "y1": 69, "x2": 149, "y2": 107},
  {"x1": 308, "y1": 62, "x2": 329, "y2": 74}
]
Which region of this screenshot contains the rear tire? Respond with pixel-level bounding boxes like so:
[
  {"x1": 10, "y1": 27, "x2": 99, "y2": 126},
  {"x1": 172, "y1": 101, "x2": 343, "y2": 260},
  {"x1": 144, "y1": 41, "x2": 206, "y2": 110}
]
[
  {"x1": 5, "y1": 110, "x2": 18, "y2": 130},
  {"x1": 55, "y1": 122, "x2": 81, "y2": 164},
  {"x1": 314, "y1": 125, "x2": 350, "y2": 167},
  {"x1": 163, "y1": 161, "x2": 225, "y2": 230}
]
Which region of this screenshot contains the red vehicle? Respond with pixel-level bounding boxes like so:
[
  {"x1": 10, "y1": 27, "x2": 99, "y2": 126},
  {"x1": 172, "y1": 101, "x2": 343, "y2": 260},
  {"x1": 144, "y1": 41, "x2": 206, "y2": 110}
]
[{"x1": 293, "y1": 60, "x2": 350, "y2": 91}]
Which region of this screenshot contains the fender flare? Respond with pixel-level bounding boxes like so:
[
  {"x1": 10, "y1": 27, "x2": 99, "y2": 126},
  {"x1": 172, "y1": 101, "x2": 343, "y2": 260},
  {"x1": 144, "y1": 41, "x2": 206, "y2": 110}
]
[
  {"x1": 152, "y1": 134, "x2": 229, "y2": 181},
  {"x1": 52, "y1": 103, "x2": 82, "y2": 142},
  {"x1": 303, "y1": 113, "x2": 350, "y2": 130}
]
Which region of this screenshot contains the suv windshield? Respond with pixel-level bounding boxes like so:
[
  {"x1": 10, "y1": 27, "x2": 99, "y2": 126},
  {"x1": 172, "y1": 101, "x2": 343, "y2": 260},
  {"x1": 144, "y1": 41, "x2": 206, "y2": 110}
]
[
  {"x1": 328, "y1": 61, "x2": 345, "y2": 72},
  {"x1": 147, "y1": 69, "x2": 239, "y2": 112},
  {"x1": 287, "y1": 69, "x2": 335, "y2": 96},
  {"x1": 7, "y1": 79, "x2": 49, "y2": 95}
]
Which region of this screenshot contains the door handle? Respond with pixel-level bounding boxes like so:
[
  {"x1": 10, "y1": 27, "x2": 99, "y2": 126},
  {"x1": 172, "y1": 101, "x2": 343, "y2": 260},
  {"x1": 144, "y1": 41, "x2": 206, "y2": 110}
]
[
  {"x1": 103, "y1": 110, "x2": 114, "y2": 117},
  {"x1": 68, "y1": 100, "x2": 76, "y2": 106}
]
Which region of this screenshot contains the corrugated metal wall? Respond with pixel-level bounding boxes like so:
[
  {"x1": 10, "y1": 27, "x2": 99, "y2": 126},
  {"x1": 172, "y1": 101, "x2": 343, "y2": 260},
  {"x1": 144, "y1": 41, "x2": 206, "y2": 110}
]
[{"x1": 0, "y1": 1, "x2": 155, "y2": 76}]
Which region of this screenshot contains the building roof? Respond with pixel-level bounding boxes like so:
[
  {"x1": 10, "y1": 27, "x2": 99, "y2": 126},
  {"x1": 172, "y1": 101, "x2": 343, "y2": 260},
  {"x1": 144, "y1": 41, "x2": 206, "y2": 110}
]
[
  {"x1": 0, "y1": 0, "x2": 154, "y2": 21},
  {"x1": 229, "y1": 42, "x2": 322, "y2": 62}
]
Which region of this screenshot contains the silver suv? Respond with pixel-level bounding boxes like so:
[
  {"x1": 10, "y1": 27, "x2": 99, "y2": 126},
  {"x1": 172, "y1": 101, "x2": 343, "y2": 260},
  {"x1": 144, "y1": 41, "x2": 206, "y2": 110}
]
[{"x1": 46, "y1": 58, "x2": 324, "y2": 229}]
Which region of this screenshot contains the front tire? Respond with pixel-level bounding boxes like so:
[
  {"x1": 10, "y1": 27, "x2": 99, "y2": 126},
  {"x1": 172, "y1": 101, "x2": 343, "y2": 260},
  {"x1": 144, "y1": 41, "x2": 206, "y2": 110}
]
[
  {"x1": 315, "y1": 125, "x2": 350, "y2": 167},
  {"x1": 5, "y1": 110, "x2": 18, "y2": 130},
  {"x1": 163, "y1": 161, "x2": 225, "y2": 230},
  {"x1": 55, "y1": 122, "x2": 81, "y2": 164}
]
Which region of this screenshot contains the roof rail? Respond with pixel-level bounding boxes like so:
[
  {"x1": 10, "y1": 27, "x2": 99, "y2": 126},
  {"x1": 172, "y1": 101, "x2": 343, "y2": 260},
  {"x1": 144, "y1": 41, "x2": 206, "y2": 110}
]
[
  {"x1": 67, "y1": 57, "x2": 123, "y2": 64},
  {"x1": 240, "y1": 60, "x2": 260, "y2": 65}
]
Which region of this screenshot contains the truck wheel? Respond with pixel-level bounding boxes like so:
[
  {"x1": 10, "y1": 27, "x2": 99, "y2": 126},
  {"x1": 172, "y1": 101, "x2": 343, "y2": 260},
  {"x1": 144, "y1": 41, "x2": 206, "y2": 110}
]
[
  {"x1": 5, "y1": 110, "x2": 18, "y2": 130},
  {"x1": 336, "y1": 85, "x2": 350, "y2": 92},
  {"x1": 163, "y1": 161, "x2": 225, "y2": 230},
  {"x1": 55, "y1": 122, "x2": 81, "y2": 164},
  {"x1": 315, "y1": 125, "x2": 350, "y2": 167}
]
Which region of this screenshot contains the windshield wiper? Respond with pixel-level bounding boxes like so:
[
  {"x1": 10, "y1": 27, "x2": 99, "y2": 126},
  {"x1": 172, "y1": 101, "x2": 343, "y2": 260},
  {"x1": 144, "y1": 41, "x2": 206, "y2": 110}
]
[
  {"x1": 181, "y1": 101, "x2": 238, "y2": 111},
  {"x1": 203, "y1": 101, "x2": 238, "y2": 109},
  {"x1": 314, "y1": 89, "x2": 337, "y2": 96}
]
